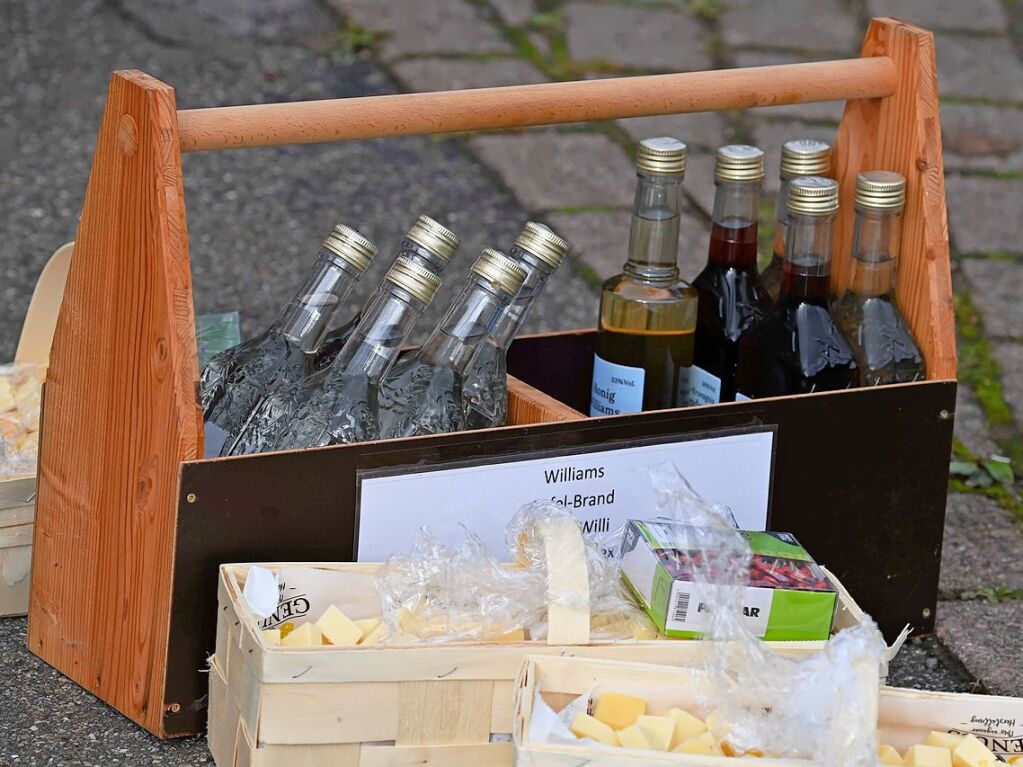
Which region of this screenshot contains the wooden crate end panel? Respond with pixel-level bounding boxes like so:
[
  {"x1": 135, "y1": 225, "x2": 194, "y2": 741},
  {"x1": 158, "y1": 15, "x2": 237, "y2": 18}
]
[
  {"x1": 257, "y1": 682, "x2": 401, "y2": 745},
  {"x1": 396, "y1": 679, "x2": 494, "y2": 746}
]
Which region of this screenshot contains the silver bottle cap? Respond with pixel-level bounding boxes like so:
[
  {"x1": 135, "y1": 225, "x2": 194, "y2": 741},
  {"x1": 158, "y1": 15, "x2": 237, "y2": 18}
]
[
  {"x1": 855, "y1": 170, "x2": 906, "y2": 212},
  {"x1": 715, "y1": 144, "x2": 765, "y2": 183},
  {"x1": 471, "y1": 248, "x2": 527, "y2": 297},
  {"x1": 635, "y1": 137, "x2": 687, "y2": 176},
  {"x1": 322, "y1": 224, "x2": 377, "y2": 272},
  {"x1": 780, "y1": 139, "x2": 833, "y2": 178},
  {"x1": 386, "y1": 256, "x2": 442, "y2": 304},
  {"x1": 514, "y1": 222, "x2": 569, "y2": 269},
  {"x1": 787, "y1": 176, "x2": 840, "y2": 216},
  {"x1": 406, "y1": 215, "x2": 460, "y2": 263}
]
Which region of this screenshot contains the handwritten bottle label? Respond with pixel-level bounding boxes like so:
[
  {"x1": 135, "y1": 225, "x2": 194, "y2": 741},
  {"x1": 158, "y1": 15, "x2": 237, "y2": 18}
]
[
  {"x1": 590, "y1": 354, "x2": 644, "y2": 416},
  {"x1": 679, "y1": 365, "x2": 722, "y2": 406}
]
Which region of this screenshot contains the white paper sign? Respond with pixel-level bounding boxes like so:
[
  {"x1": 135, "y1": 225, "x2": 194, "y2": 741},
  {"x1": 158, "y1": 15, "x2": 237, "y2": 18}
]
[{"x1": 357, "y1": 429, "x2": 774, "y2": 561}]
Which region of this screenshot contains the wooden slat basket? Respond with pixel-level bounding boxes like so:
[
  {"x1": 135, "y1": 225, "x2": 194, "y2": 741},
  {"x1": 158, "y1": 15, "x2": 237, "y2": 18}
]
[
  {"x1": 513, "y1": 655, "x2": 1023, "y2": 766},
  {"x1": 29, "y1": 16, "x2": 954, "y2": 738}
]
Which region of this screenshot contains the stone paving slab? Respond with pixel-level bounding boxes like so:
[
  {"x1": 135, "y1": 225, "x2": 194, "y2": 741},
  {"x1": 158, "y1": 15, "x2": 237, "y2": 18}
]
[
  {"x1": 391, "y1": 57, "x2": 548, "y2": 92},
  {"x1": 490, "y1": 0, "x2": 535, "y2": 28},
  {"x1": 944, "y1": 178, "x2": 1023, "y2": 255},
  {"x1": 954, "y1": 386, "x2": 1002, "y2": 459},
  {"x1": 935, "y1": 34, "x2": 1023, "y2": 102},
  {"x1": 867, "y1": 0, "x2": 1009, "y2": 34},
  {"x1": 720, "y1": 0, "x2": 860, "y2": 54},
  {"x1": 937, "y1": 600, "x2": 1023, "y2": 696},
  {"x1": 960, "y1": 258, "x2": 1023, "y2": 337},
  {"x1": 940, "y1": 102, "x2": 1023, "y2": 173},
  {"x1": 940, "y1": 493, "x2": 1023, "y2": 594},
  {"x1": 681, "y1": 151, "x2": 718, "y2": 217},
  {"x1": 994, "y1": 342, "x2": 1023, "y2": 431}
]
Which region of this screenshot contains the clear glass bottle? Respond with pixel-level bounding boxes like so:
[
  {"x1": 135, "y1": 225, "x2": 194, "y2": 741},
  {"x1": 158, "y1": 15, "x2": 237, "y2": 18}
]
[
  {"x1": 228, "y1": 257, "x2": 442, "y2": 454},
  {"x1": 834, "y1": 171, "x2": 924, "y2": 385},
  {"x1": 313, "y1": 215, "x2": 459, "y2": 371},
  {"x1": 200, "y1": 224, "x2": 376, "y2": 457},
  {"x1": 379, "y1": 249, "x2": 527, "y2": 439},
  {"x1": 760, "y1": 139, "x2": 833, "y2": 303},
  {"x1": 737, "y1": 177, "x2": 858, "y2": 397},
  {"x1": 463, "y1": 222, "x2": 569, "y2": 430},
  {"x1": 690, "y1": 145, "x2": 770, "y2": 404},
  {"x1": 590, "y1": 137, "x2": 698, "y2": 416}
]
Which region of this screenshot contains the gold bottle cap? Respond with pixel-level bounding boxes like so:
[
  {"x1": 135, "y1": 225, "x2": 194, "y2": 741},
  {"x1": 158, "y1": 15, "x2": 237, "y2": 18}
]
[
  {"x1": 787, "y1": 176, "x2": 840, "y2": 216},
  {"x1": 635, "y1": 137, "x2": 687, "y2": 176},
  {"x1": 386, "y1": 256, "x2": 442, "y2": 304},
  {"x1": 406, "y1": 215, "x2": 460, "y2": 263},
  {"x1": 855, "y1": 170, "x2": 906, "y2": 211},
  {"x1": 715, "y1": 144, "x2": 765, "y2": 183},
  {"x1": 514, "y1": 221, "x2": 570, "y2": 269},
  {"x1": 322, "y1": 224, "x2": 377, "y2": 272},
  {"x1": 780, "y1": 139, "x2": 833, "y2": 178},
  {"x1": 471, "y1": 248, "x2": 527, "y2": 297}
]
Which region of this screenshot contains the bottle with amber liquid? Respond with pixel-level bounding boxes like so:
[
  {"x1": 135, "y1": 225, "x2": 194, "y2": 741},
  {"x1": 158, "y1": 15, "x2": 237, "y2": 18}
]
[
  {"x1": 760, "y1": 139, "x2": 833, "y2": 302},
  {"x1": 736, "y1": 177, "x2": 858, "y2": 397},
  {"x1": 689, "y1": 145, "x2": 770, "y2": 404},
  {"x1": 590, "y1": 137, "x2": 698, "y2": 416},
  {"x1": 833, "y1": 171, "x2": 924, "y2": 385}
]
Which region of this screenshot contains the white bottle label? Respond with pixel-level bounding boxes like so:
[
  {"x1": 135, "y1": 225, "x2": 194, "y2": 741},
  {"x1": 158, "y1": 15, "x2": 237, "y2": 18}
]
[
  {"x1": 590, "y1": 354, "x2": 645, "y2": 416},
  {"x1": 679, "y1": 365, "x2": 722, "y2": 406}
]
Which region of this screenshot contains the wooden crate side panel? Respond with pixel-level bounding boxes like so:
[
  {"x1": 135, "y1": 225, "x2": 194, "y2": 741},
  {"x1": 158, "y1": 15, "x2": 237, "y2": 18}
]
[
  {"x1": 208, "y1": 659, "x2": 241, "y2": 767},
  {"x1": 833, "y1": 18, "x2": 954, "y2": 379},
  {"x1": 0, "y1": 543, "x2": 32, "y2": 617},
  {"x1": 396, "y1": 680, "x2": 494, "y2": 746},
  {"x1": 237, "y1": 741, "x2": 510, "y2": 767},
  {"x1": 257, "y1": 682, "x2": 402, "y2": 744},
  {"x1": 507, "y1": 375, "x2": 584, "y2": 425}
]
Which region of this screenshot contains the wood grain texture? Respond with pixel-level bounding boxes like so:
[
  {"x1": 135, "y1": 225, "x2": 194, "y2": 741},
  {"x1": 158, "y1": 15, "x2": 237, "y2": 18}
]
[
  {"x1": 27, "y1": 70, "x2": 201, "y2": 735},
  {"x1": 396, "y1": 680, "x2": 494, "y2": 746},
  {"x1": 833, "y1": 18, "x2": 955, "y2": 379},
  {"x1": 507, "y1": 375, "x2": 584, "y2": 425},
  {"x1": 177, "y1": 58, "x2": 897, "y2": 152}
]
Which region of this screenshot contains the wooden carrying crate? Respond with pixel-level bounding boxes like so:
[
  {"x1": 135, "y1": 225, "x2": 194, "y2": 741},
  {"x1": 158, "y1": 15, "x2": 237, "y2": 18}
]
[
  {"x1": 29, "y1": 17, "x2": 952, "y2": 737},
  {"x1": 208, "y1": 552, "x2": 874, "y2": 767},
  {"x1": 513, "y1": 655, "x2": 1023, "y2": 766}
]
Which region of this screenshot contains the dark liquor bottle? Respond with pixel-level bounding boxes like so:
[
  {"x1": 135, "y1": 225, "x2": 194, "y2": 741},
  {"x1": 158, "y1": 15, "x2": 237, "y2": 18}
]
[
  {"x1": 833, "y1": 171, "x2": 924, "y2": 385},
  {"x1": 736, "y1": 177, "x2": 858, "y2": 397},
  {"x1": 313, "y1": 215, "x2": 459, "y2": 371},
  {"x1": 760, "y1": 139, "x2": 833, "y2": 303},
  {"x1": 690, "y1": 144, "x2": 770, "y2": 404},
  {"x1": 590, "y1": 137, "x2": 698, "y2": 416},
  {"x1": 200, "y1": 225, "x2": 376, "y2": 457}
]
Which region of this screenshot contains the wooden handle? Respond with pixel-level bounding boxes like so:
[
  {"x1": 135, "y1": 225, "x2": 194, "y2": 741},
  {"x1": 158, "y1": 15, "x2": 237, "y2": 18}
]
[{"x1": 177, "y1": 57, "x2": 896, "y2": 153}]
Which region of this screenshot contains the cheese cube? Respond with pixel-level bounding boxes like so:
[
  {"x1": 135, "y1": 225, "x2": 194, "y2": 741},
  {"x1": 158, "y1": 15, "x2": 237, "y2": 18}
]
[
  {"x1": 315, "y1": 605, "x2": 364, "y2": 646},
  {"x1": 879, "y1": 744, "x2": 905, "y2": 765},
  {"x1": 673, "y1": 732, "x2": 722, "y2": 756},
  {"x1": 616, "y1": 724, "x2": 651, "y2": 750},
  {"x1": 667, "y1": 708, "x2": 708, "y2": 749},
  {"x1": 261, "y1": 629, "x2": 281, "y2": 646},
  {"x1": 905, "y1": 744, "x2": 953, "y2": 767},
  {"x1": 359, "y1": 621, "x2": 389, "y2": 646},
  {"x1": 952, "y1": 735, "x2": 998, "y2": 767},
  {"x1": 636, "y1": 715, "x2": 675, "y2": 751},
  {"x1": 927, "y1": 732, "x2": 966, "y2": 751},
  {"x1": 280, "y1": 621, "x2": 322, "y2": 647},
  {"x1": 355, "y1": 617, "x2": 381, "y2": 635},
  {"x1": 593, "y1": 692, "x2": 646, "y2": 730},
  {"x1": 569, "y1": 713, "x2": 617, "y2": 746}
]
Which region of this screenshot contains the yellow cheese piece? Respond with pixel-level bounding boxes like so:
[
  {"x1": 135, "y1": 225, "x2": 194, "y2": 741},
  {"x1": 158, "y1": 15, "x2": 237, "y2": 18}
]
[
  {"x1": 952, "y1": 735, "x2": 998, "y2": 767},
  {"x1": 355, "y1": 617, "x2": 381, "y2": 635},
  {"x1": 261, "y1": 629, "x2": 281, "y2": 646},
  {"x1": 1006, "y1": 757, "x2": 1023, "y2": 765},
  {"x1": 280, "y1": 621, "x2": 322, "y2": 647},
  {"x1": 928, "y1": 733, "x2": 966, "y2": 751},
  {"x1": 616, "y1": 724, "x2": 651, "y2": 750},
  {"x1": 636, "y1": 715, "x2": 675, "y2": 751},
  {"x1": 905, "y1": 744, "x2": 953, "y2": 767},
  {"x1": 488, "y1": 627, "x2": 526, "y2": 642},
  {"x1": 569, "y1": 713, "x2": 617, "y2": 746},
  {"x1": 593, "y1": 691, "x2": 646, "y2": 730},
  {"x1": 879, "y1": 744, "x2": 905, "y2": 765},
  {"x1": 315, "y1": 605, "x2": 364, "y2": 646},
  {"x1": 667, "y1": 708, "x2": 708, "y2": 749},
  {"x1": 359, "y1": 621, "x2": 389, "y2": 646},
  {"x1": 673, "y1": 732, "x2": 722, "y2": 756}
]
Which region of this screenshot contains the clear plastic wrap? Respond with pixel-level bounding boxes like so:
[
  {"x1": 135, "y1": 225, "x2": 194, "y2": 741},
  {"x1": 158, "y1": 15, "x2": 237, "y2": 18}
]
[
  {"x1": 375, "y1": 500, "x2": 654, "y2": 643},
  {"x1": 0, "y1": 362, "x2": 44, "y2": 479}
]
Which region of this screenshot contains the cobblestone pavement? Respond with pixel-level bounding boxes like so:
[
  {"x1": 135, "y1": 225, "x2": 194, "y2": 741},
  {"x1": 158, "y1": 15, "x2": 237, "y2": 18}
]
[{"x1": 2, "y1": 0, "x2": 1023, "y2": 763}]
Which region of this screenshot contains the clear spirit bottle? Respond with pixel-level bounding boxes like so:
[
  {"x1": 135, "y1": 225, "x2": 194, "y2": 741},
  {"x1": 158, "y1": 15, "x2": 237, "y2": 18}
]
[
  {"x1": 760, "y1": 139, "x2": 832, "y2": 303},
  {"x1": 228, "y1": 257, "x2": 442, "y2": 454},
  {"x1": 463, "y1": 222, "x2": 569, "y2": 430},
  {"x1": 200, "y1": 225, "x2": 376, "y2": 456},
  {"x1": 736, "y1": 177, "x2": 858, "y2": 397},
  {"x1": 313, "y1": 215, "x2": 459, "y2": 371},
  {"x1": 590, "y1": 137, "x2": 698, "y2": 416},
  {"x1": 690, "y1": 145, "x2": 770, "y2": 404},
  {"x1": 833, "y1": 171, "x2": 924, "y2": 385},
  {"x1": 379, "y1": 249, "x2": 527, "y2": 439}
]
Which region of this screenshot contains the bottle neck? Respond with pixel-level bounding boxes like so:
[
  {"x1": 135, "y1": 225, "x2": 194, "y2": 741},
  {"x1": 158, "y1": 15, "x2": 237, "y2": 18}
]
[
  {"x1": 420, "y1": 277, "x2": 513, "y2": 375},
  {"x1": 848, "y1": 206, "x2": 901, "y2": 298},
  {"x1": 332, "y1": 284, "x2": 427, "y2": 383},
  {"x1": 489, "y1": 250, "x2": 554, "y2": 350},
  {"x1": 772, "y1": 175, "x2": 792, "y2": 260},
  {"x1": 277, "y1": 248, "x2": 362, "y2": 353},
  {"x1": 399, "y1": 238, "x2": 448, "y2": 274},
  {"x1": 708, "y1": 179, "x2": 760, "y2": 269},
  {"x1": 624, "y1": 172, "x2": 683, "y2": 285},
  {"x1": 779, "y1": 211, "x2": 835, "y2": 306}
]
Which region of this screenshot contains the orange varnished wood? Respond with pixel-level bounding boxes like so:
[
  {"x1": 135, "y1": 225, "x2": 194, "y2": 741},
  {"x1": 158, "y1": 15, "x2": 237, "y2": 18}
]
[
  {"x1": 508, "y1": 375, "x2": 584, "y2": 425},
  {"x1": 28, "y1": 71, "x2": 200, "y2": 735},
  {"x1": 833, "y1": 18, "x2": 955, "y2": 379},
  {"x1": 176, "y1": 58, "x2": 897, "y2": 153}
]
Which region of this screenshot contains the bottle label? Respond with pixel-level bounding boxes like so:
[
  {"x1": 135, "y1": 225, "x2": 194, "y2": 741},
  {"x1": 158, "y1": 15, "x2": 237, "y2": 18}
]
[
  {"x1": 679, "y1": 365, "x2": 722, "y2": 406},
  {"x1": 735, "y1": 391, "x2": 751, "y2": 402},
  {"x1": 590, "y1": 354, "x2": 645, "y2": 417}
]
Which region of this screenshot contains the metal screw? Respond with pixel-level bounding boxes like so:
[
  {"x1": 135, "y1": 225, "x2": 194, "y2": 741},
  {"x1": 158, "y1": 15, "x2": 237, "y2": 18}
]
[
  {"x1": 186, "y1": 493, "x2": 197, "y2": 504},
  {"x1": 922, "y1": 607, "x2": 932, "y2": 619},
  {"x1": 938, "y1": 409, "x2": 952, "y2": 420},
  {"x1": 168, "y1": 702, "x2": 181, "y2": 713}
]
